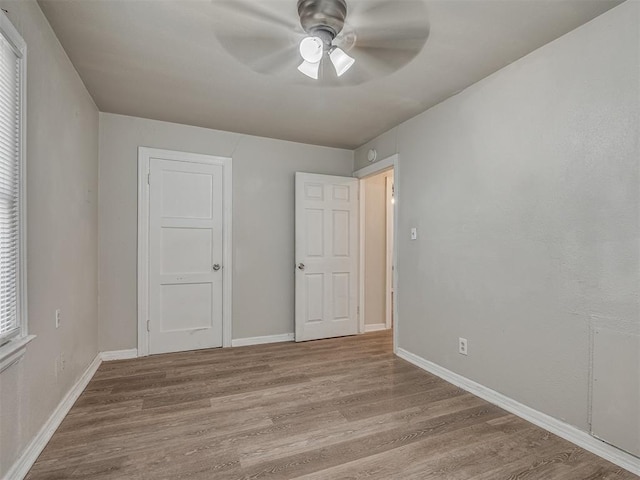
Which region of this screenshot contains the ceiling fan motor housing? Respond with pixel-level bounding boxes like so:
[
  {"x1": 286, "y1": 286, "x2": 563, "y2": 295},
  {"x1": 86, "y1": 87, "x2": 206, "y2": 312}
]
[{"x1": 297, "y1": 0, "x2": 347, "y2": 43}]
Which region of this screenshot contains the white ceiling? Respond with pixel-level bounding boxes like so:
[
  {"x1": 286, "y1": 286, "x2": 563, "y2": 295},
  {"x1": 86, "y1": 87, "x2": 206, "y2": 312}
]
[{"x1": 38, "y1": 0, "x2": 622, "y2": 149}]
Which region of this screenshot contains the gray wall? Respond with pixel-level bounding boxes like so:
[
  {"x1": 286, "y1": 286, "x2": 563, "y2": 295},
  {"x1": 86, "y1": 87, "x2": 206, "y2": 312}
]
[
  {"x1": 98, "y1": 113, "x2": 353, "y2": 350},
  {"x1": 363, "y1": 173, "x2": 387, "y2": 327},
  {"x1": 0, "y1": 1, "x2": 99, "y2": 476},
  {"x1": 356, "y1": 0, "x2": 639, "y2": 449},
  {"x1": 355, "y1": 127, "x2": 398, "y2": 172}
]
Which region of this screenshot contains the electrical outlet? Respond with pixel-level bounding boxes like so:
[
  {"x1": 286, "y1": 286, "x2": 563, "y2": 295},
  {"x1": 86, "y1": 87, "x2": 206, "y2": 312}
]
[
  {"x1": 458, "y1": 337, "x2": 468, "y2": 356},
  {"x1": 55, "y1": 309, "x2": 61, "y2": 328},
  {"x1": 60, "y1": 352, "x2": 66, "y2": 371}
]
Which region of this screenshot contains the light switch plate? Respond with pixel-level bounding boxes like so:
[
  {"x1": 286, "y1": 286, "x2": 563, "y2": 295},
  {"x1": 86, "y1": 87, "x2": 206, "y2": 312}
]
[{"x1": 410, "y1": 227, "x2": 417, "y2": 240}]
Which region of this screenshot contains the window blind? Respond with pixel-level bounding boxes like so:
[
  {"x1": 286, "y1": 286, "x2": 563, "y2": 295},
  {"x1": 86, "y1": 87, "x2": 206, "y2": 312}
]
[{"x1": 0, "y1": 32, "x2": 20, "y2": 343}]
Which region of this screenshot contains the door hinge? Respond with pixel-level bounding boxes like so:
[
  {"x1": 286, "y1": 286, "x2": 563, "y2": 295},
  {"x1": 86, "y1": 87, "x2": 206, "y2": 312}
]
[
  {"x1": 146, "y1": 319, "x2": 150, "y2": 332},
  {"x1": 147, "y1": 173, "x2": 150, "y2": 185},
  {"x1": 357, "y1": 306, "x2": 360, "y2": 316}
]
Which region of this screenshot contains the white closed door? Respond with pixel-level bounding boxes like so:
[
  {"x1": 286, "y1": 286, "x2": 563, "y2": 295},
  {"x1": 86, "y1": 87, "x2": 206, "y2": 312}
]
[
  {"x1": 295, "y1": 173, "x2": 359, "y2": 342},
  {"x1": 148, "y1": 158, "x2": 223, "y2": 354}
]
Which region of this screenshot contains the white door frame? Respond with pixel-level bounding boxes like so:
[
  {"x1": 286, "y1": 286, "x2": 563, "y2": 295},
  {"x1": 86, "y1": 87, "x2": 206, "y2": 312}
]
[
  {"x1": 353, "y1": 154, "x2": 399, "y2": 354},
  {"x1": 385, "y1": 175, "x2": 394, "y2": 331},
  {"x1": 137, "y1": 147, "x2": 233, "y2": 356}
]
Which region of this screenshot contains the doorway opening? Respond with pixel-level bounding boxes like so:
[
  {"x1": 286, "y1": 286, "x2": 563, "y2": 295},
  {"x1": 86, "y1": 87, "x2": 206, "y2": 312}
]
[
  {"x1": 293, "y1": 155, "x2": 398, "y2": 351},
  {"x1": 355, "y1": 154, "x2": 398, "y2": 353},
  {"x1": 361, "y1": 169, "x2": 394, "y2": 331}
]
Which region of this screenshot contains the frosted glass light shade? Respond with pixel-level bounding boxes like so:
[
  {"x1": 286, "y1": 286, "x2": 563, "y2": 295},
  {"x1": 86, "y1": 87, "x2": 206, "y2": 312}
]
[
  {"x1": 298, "y1": 60, "x2": 320, "y2": 79},
  {"x1": 299, "y1": 36, "x2": 324, "y2": 63},
  {"x1": 329, "y1": 47, "x2": 355, "y2": 76}
]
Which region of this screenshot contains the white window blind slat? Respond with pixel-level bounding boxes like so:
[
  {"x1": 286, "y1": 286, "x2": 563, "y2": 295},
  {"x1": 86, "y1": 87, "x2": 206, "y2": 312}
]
[{"x1": 0, "y1": 25, "x2": 20, "y2": 342}]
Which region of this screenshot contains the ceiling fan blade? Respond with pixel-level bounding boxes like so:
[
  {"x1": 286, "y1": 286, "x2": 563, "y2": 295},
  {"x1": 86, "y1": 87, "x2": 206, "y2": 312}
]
[
  {"x1": 217, "y1": 35, "x2": 300, "y2": 75},
  {"x1": 347, "y1": 0, "x2": 428, "y2": 28},
  {"x1": 351, "y1": 45, "x2": 417, "y2": 76},
  {"x1": 314, "y1": 42, "x2": 421, "y2": 87},
  {"x1": 250, "y1": 44, "x2": 300, "y2": 75},
  {"x1": 211, "y1": 0, "x2": 304, "y2": 76},
  {"x1": 345, "y1": 0, "x2": 429, "y2": 50},
  {"x1": 352, "y1": 25, "x2": 430, "y2": 50},
  {"x1": 324, "y1": 0, "x2": 429, "y2": 85},
  {"x1": 212, "y1": 0, "x2": 299, "y2": 31}
]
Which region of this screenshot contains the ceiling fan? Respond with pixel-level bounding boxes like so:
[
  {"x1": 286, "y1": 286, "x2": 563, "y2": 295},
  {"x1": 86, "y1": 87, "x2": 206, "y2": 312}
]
[{"x1": 212, "y1": 0, "x2": 430, "y2": 85}]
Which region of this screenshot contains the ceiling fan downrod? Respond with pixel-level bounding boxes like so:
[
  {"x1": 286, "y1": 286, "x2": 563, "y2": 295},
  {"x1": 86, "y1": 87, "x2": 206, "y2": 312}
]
[{"x1": 297, "y1": 0, "x2": 347, "y2": 39}]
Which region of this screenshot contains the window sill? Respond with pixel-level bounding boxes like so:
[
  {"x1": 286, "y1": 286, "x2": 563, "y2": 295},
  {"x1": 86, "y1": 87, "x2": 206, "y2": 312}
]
[{"x1": 0, "y1": 334, "x2": 35, "y2": 373}]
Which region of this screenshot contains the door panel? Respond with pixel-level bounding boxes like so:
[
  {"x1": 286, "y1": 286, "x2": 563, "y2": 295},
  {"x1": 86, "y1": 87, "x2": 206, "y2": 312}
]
[
  {"x1": 149, "y1": 158, "x2": 223, "y2": 354},
  {"x1": 306, "y1": 209, "x2": 324, "y2": 256},
  {"x1": 161, "y1": 227, "x2": 213, "y2": 273},
  {"x1": 161, "y1": 170, "x2": 213, "y2": 218},
  {"x1": 332, "y1": 272, "x2": 350, "y2": 319},
  {"x1": 295, "y1": 173, "x2": 358, "y2": 341},
  {"x1": 306, "y1": 274, "x2": 324, "y2": 322},
  {"x1": 160, "y1": 283, "x2": 213, "y2": 331},
  {"x1": 332, "y1": 210, "x2": 350, "y2": 256}
]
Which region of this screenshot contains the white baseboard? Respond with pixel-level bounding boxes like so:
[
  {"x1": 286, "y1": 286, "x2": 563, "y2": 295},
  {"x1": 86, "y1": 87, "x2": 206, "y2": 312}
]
[
  {"x1": 364, "y1": 323, "x2": 388, "y2": 333},
  {"x1": 231, "y1": 333, "x2": 294, "y2": 347},
  {"x1": 4, "y1": 354, "x2": 102, "y2": 480},
  {"x1": 396, "y1": 348, "x2": 640, "y2": 476},
  {"x1": 100, "y1": 348, "x2": 138, "y2": 361}
]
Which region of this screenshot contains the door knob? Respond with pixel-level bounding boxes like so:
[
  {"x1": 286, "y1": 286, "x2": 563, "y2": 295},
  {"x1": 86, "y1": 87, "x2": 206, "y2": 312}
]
[
  {"x1": 297, "y1": 263, "x2": 305, "y2": 270},
  {"x1": 213, "y1": 264, "x2": 221, "y2": 271}
]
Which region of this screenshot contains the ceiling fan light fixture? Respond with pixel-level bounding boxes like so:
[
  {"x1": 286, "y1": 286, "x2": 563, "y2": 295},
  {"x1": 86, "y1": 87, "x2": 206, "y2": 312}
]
[
  {"x1": 329, "y1": 47, "x2": 355, "y2": 77},
  {"x1": 298, "y1": 60, "x2": 320, "y2": 79},
  {"x1": 299, "y1": 36, "x2": 324, "y2": 64}
]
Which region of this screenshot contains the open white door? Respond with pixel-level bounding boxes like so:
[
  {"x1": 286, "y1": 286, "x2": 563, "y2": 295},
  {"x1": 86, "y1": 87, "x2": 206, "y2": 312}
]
[{"x1": 295, "y1": 173, "x2": 359, "y2": 342}]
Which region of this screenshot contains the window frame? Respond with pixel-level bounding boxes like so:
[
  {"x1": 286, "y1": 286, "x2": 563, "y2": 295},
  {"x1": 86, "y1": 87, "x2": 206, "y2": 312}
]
[{"x1": 0, "y1": 8, "x2": 32, "y2": 373}]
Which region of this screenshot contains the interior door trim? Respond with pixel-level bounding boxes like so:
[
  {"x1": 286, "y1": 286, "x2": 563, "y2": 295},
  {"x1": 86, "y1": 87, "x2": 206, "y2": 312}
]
[{"x1": 137, "y1": 147, "x2": 233, "y2": 356}]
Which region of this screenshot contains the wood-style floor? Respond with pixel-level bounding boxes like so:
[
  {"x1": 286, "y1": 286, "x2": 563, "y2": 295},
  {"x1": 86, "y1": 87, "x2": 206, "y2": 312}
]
[{"x1": 27, "y1": 331, "x2": 638, "y2": 480}]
